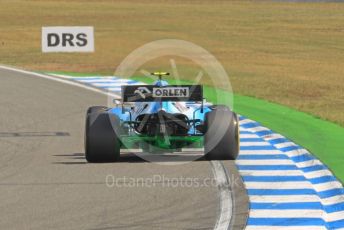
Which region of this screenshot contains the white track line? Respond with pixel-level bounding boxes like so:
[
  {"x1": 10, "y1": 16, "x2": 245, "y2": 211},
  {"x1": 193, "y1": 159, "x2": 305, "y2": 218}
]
[
  {"x1": 210, "y1": 161, "x2": 233, "y2": 230},
  {"x1": 0, "y1": 65, "x2": 121, "y2": 99}
]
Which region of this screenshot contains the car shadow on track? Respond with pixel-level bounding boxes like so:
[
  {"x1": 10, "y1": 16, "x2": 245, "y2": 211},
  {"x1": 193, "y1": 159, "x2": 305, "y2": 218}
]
[{"x1": 52, "y1": 152, "x2": 208, "y2": 164}]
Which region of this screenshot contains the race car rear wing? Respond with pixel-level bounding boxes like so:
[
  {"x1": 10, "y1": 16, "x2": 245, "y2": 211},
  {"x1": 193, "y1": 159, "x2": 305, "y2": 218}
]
[{"x1": 121, "y1": 85, "x2": 203, "y2": 102}]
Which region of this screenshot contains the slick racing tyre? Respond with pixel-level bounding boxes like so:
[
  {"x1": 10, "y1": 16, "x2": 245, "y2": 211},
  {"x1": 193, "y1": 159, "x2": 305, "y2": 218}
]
[
  {"x1": 204, "y1": 105, "x2": 239, "y2": 160},
  {"x1": 85, "y1": 106, "x2": 121, "y2": 162},
  {"x1": 87, "y1": 106, "x2": 108, "y2": 114}
]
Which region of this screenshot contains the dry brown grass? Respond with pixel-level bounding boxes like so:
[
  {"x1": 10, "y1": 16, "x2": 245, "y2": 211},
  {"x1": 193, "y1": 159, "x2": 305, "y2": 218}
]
[{"x1": 0, "y1": 0, "x2": 343, "y2": 125}]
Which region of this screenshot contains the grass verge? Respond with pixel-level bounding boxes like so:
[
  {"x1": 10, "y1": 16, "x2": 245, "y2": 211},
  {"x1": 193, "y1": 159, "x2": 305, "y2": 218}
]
[{"x1": 1, "y1": 0, "x2": 344, "y2": 126}]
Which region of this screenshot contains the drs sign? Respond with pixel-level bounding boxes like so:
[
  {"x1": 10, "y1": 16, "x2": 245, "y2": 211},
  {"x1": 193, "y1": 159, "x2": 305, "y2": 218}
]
[{"x1": 42, "y1": 26, "x2": 94, "y2": 52}]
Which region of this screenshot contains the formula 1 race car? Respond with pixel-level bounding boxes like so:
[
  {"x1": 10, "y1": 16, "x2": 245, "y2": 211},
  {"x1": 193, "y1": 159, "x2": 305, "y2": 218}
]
[{"x1": 85, "y1": 72, "x2": 239, "y2": 162}]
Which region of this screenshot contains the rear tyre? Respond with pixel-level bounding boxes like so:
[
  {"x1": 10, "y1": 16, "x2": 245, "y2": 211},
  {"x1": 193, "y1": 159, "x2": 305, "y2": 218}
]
[
  {"x1": 87, "y1": 106, "x2": 108, "y2": 114},
  {"x1": 85, "y1": 107, "x2": 121, "y2": 163},
  {"x1": 204, "y1": 105, "x2": 239, "y2": 160}
]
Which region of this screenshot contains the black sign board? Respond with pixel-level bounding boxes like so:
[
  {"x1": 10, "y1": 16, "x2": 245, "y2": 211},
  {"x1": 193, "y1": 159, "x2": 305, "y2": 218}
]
[{"x1": 122, "y1": 85, "x2": 203, "y2": 102}]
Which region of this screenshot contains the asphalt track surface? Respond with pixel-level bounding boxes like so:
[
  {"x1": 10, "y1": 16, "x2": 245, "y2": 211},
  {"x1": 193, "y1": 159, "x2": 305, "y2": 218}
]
[{"x1": 0, "y1": 68, "x2": 248, "y2": 230}]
